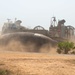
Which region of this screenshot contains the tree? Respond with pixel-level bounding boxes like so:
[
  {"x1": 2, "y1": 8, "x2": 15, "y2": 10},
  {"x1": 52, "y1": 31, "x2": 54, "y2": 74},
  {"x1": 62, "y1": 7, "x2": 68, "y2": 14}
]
[{"x1": 57, "y1": 41, "x2": 74, "y2": 54}]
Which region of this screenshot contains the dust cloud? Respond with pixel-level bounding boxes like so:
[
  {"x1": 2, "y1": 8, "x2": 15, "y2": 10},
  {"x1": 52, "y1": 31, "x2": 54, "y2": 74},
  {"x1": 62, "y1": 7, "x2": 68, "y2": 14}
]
[
  {"x1": 0, "y1": 33, "x2": 57, "y2": 53},
  {"x1": 0, "y1": 40, "x2": 56, "y2": 53},
  {"x1": 68, "y1": 37, "x2": 75, "y2": 43}
]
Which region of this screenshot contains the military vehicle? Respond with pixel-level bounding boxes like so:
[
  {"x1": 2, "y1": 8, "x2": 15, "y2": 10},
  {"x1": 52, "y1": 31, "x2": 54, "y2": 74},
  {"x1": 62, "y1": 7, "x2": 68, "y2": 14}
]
[{"x1": 0, "y1": 19, "x2": 57, "y2": 52}]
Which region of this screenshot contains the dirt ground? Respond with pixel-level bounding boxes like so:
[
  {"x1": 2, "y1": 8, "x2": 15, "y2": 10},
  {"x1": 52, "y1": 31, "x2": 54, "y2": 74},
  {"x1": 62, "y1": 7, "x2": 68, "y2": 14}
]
[{"x1": 0, "y1": 51, "x2": 75, "y2": 75}]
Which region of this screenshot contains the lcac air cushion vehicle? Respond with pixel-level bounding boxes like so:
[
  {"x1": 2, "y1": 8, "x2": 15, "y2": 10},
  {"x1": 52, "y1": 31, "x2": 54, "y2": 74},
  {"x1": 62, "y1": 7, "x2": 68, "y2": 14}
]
[{"x1": 0, "y1": 20, "x2": 57, "y2": 52}]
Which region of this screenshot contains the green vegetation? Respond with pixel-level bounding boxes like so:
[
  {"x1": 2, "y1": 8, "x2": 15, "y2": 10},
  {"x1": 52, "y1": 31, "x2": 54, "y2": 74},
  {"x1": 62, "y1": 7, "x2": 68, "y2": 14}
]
[
  {"x1": 0, "y1": 69, "x2": 10, "y2": 75},
  {"x1": 57, "y1": 41, "x2": 75, "y2": 54}
]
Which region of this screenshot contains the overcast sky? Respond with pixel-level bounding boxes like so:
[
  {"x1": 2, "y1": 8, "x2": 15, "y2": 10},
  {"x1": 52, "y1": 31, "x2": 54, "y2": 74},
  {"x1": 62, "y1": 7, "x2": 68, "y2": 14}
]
[{"x1": 0, "y1": 0, "x2": 75, "y2": 30}]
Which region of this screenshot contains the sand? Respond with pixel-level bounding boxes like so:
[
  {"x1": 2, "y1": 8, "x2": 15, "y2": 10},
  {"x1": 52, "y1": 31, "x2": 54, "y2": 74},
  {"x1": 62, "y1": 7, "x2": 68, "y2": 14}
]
[{"x1": 0, "y1": 51, "x2": 75, "y2": 75}]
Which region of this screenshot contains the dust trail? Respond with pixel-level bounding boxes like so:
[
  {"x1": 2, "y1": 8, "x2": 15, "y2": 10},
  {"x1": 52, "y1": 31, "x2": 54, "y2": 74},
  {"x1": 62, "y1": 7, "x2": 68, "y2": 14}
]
[
  {"x1": 0, "y1": 40, "x2": 36, "y2": 52},
  {"x1": 68, "y1": 37, "x2": 75, "y2": 43},
  {"x1": 0, "y1": 40, "x2": 55, "y2": 53},
  {"x1": 0, "y1": 32, "x2": 57, "y2": 53}
]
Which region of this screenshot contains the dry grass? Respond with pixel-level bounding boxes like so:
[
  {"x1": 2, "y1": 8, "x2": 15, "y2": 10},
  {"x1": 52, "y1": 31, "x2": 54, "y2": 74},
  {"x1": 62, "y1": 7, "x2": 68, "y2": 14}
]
[{"x1": 0, "y1": 51, "x2": 75, "y2": 75}]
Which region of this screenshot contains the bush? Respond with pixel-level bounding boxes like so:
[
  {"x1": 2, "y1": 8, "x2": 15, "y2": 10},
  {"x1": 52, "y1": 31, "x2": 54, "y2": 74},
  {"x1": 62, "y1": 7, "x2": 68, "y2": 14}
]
[
  {"x1": 0, "y1": 69, "x2": 10, "y2": 75},
  {"x1": 57, "y1": 48, "x2": 62, "y2": 54},
  {"x1": 57, "y1": 41, "x2": 74, "y2": 54}
]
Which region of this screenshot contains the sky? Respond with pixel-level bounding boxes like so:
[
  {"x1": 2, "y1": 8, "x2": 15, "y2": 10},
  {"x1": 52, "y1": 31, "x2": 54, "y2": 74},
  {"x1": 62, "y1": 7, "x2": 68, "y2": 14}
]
[{"x1": 0, "y1": 0, "x2": 75, "y2": 30}]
